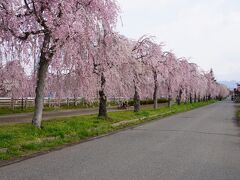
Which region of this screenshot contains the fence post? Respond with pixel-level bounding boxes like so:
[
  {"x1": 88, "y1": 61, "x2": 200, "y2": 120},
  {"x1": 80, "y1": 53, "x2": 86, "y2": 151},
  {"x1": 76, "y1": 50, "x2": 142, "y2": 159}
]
[
  {"x1": 58, "y1": 99, "x2": 61, "y2": 107},
  {"x1": 67, "y1": 98, "x2": 69, "y2": 108},
  {"x1": 21, "y1": 97, "x2": 24, "y2": 111},
  {"x1": 25, "y1": 98, "x2": 27, "y2": 109},
  {"x1": 11, "y1": 98, "x2": 14, "y2": 110},
  {"x1": 74, "y1": 97, "x2": 77, "y2": 107},
  {"x1": 48, "y1": 98, "x2": 50, "y2": 108}
]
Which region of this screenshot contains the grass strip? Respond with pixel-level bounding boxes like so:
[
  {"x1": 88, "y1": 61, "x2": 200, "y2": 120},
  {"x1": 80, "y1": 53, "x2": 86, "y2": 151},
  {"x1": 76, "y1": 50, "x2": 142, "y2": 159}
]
[
  {"x1": 0, "y1": 100, "x2": 215, "y2": 162},
  {"x1": 0, "y1": 107, "x2": 64, "y2": 116},
  {"x1": 235, "y1": 103, "x2": 240, "y2": 126}
]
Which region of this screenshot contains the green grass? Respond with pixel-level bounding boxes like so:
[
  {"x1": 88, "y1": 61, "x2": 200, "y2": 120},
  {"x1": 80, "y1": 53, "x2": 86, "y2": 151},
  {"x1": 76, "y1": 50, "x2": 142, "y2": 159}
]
[
  {"x1": 0, "y1": 106, "x2": 64, "y2": 116},
  {"x1": 0, "y1": 107, "x2": 34, "y2": 115},
  {"x1": 0, "y1": 100, "x2": 215, "y2": 161},
  {"x1": 235, "y1": 103, "x2": 240, "y2": 126}
]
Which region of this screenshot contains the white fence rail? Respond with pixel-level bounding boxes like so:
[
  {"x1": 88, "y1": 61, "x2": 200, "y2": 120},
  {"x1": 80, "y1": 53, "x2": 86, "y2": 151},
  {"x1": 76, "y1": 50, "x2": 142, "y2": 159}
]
[{"x1": 0, "y1": 97, "x2": 126, "y2": 109}]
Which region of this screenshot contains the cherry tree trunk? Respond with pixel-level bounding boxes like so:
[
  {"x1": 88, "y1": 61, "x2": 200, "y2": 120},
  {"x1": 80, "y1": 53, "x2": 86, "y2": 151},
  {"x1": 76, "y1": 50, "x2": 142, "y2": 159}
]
[
  {"x1": 98, "y1": 73, "x2": 107, "y2": 118},
  {"x1": 153, "y1": 71, "x2": 158, "y2": 109},
  {"x1": 134, "y1": 85, "x2": 140, "y2": 112},
  {"x1": 32, "y1": 57, "x2": 50, "y2": 128},
  {"x1": 167, "y1": 86, "x2": 171, "y2": 107},
  {"x1": 168, "y1": 95, "x2": 171, "y2": 107},
  {"x1": 32, "y1": 34, "x2": 52, "y2": 128},
  {"x1": 184, "y1": 90, "x2": 188, "y2": 104},
  {"x1": 177, "y1": 89, "x2": 182, "y2": 105},
  {"x1": 198, "y1": 94, "x2": 201, "y2": 102},
  {"x1": 208, "y1": 95, "x2": 211, "y2": 101},
  {"x1": 194, "y1": 93, "x2": 197, "y2": 103},
  {"x1": 190, "y1": 93, "x2": 193, "y2": 104}
]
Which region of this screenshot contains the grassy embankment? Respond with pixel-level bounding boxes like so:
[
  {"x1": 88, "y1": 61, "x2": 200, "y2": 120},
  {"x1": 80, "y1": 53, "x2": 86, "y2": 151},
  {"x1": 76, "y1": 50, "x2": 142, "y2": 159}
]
[
  {"x1": 236, "y1": 109, "x2": 240, "y2": 119},
  {"x1": 0, "y1": 100, "x2": 215, "y2": 161},
  {"x1": 0, "y1": 107, "x2": 56, "y2": 116},
  {"x1": 235, "y1": 103, "x2": 240, "y2": 126}
]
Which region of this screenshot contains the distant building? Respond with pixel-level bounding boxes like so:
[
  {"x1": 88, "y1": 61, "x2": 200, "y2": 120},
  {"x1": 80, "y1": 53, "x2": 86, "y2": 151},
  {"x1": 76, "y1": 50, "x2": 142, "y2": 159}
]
[
  {"x1": 233, "y1": 84, "x2": 240, "y2": 102},
  {"x1": 237, "y1": 84, "x2": 240, "y2": 92}
]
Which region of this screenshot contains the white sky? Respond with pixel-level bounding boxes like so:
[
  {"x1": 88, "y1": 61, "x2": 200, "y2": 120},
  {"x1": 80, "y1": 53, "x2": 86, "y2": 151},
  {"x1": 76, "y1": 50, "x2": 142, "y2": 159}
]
[{"x1": 116, "y1": 0, "x2": 240, "y2": 81}]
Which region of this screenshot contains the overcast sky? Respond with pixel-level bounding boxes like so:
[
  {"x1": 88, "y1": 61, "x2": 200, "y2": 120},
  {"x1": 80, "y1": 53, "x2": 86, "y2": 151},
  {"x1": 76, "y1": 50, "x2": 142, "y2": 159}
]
[{"x1": 116, "y1": 0, "x2": 240, "y2": 81}]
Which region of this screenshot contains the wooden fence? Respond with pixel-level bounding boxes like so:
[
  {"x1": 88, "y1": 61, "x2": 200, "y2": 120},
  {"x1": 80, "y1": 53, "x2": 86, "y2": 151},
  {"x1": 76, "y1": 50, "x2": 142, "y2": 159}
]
[
  {"x1": 0, "y1": 97, "x2": 126, "y2": 110},
  {"x1": 0, "y1": 96, "x2": 168, "y2": 110}
]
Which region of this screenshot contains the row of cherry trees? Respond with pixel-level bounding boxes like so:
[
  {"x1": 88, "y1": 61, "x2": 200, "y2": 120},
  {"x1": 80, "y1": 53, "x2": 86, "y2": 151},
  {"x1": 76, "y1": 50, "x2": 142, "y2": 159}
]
[{"x1": 0, "y1": 0, "x2": 229, "y2": 128}]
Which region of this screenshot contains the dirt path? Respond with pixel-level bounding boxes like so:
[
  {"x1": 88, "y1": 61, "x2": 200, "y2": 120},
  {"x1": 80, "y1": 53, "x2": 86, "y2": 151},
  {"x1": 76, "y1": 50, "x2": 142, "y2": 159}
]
[
  {"x1": 0, "y1": 107, "x2": 117, "y2": 124},
  {"x1": 0, "y1": 104, "x2": 166, "y2": 124}
]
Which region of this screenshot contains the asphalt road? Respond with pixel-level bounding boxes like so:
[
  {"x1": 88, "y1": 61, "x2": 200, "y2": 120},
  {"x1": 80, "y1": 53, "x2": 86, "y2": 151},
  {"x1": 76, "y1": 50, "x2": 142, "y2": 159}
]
[{"x1": 1, "y1": 100, "x2": 240, "y2": 180}]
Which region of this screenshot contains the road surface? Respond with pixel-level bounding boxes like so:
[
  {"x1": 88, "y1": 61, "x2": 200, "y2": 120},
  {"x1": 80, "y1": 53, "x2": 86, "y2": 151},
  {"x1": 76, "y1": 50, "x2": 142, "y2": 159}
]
[{"x1": 1, "y1": 100, "x2": 240, "y2": 180}]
